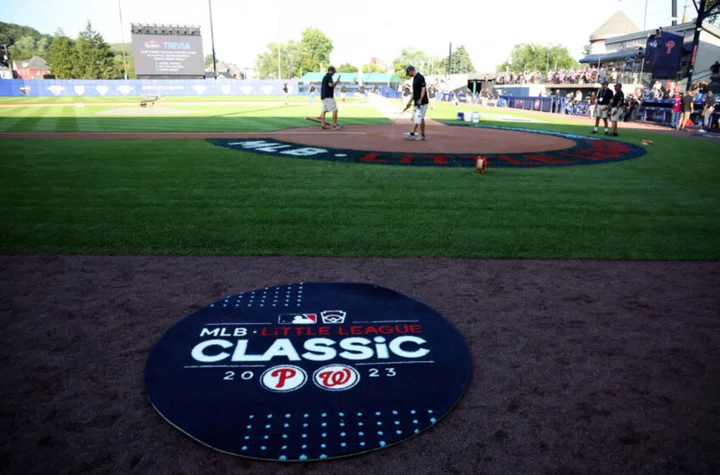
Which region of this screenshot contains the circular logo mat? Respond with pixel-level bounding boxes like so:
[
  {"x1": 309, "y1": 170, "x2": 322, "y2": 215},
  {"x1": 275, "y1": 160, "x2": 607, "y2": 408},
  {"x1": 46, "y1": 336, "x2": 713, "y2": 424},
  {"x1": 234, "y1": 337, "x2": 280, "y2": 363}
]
[{"x1": 145, "y1": 282, "x2": 472, "y2": 461}]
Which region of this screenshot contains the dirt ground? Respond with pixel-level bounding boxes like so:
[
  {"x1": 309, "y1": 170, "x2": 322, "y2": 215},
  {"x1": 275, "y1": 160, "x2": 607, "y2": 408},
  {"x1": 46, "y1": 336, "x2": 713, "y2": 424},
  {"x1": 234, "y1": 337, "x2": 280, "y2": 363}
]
[{"x1": 1, "y1": 255, "x2": 719, "y2": 475}]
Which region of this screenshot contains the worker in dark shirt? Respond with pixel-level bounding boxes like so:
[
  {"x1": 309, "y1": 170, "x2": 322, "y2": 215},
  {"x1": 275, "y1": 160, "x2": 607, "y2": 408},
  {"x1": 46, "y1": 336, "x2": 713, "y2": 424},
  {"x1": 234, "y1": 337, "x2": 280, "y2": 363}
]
[
  {"x1": 592, "y1": 80, "x2": 614, "y2": 135},
  {"x1": 700, "y1": 90, "x2": 715, "y2": 133},
  {"x1": 320, "y1": 66, "x2": 342, "y2": 130},
  {"x1": 678, "y1": 89, "x2": 694, "y2": 131},
  {"x1": 609, "y1": 83, "x2": 625, "y2": 136},
  {"x1": 403, "y1": 65, "x2": 429, "y2": 141}
]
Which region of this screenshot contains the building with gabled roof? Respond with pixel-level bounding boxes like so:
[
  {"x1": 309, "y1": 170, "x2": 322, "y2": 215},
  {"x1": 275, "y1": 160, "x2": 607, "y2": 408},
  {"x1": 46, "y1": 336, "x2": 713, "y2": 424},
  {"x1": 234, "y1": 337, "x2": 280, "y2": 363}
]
[
  {"x1": 589, "y1": 11, "x2": 641, "y2": 55},
  {"x1": 13, "y1": 56, "x2": 50, "y2": 79}
]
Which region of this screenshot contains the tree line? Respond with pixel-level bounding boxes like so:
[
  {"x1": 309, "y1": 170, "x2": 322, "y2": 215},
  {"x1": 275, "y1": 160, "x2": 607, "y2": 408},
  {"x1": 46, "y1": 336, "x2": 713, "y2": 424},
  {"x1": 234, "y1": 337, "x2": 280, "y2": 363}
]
[
  {"x1": 497, "y1": 43, "x2": 579, "y2": 73},
  {"x1": 254, "y1": 29, "x2": 477, "y2": 79},
  {"x1": 0, "y1": 21, "x2": 132, "y2": 79}
]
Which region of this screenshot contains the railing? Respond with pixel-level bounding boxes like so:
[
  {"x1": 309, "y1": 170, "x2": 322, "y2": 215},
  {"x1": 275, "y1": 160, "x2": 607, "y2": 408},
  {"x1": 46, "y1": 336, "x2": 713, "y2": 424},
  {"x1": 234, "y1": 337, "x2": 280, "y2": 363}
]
[
  {"x1": 486, "y1": 94, "x2": 717, "y2": 128},
  {"x1": 496, "y1": 72, "x2": 650, "y2": 87}
]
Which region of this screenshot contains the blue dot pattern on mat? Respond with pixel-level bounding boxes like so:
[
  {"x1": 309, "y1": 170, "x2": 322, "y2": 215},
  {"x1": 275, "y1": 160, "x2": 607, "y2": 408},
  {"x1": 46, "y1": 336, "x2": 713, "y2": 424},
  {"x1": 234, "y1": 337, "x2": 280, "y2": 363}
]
[
  {"x1": 238, "y1": 409, "x2": 437, "y2": 461},
  {"x1": 232, "y1": 283, "x2": 304, "y2": 309}
]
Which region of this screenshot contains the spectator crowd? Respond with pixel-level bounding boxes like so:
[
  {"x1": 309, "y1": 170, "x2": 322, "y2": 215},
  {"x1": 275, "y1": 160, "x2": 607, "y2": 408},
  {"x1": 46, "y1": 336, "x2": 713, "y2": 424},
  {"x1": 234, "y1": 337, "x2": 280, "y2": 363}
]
[{"x1": 496, "y1": 66, "x2": 627, "y2": 85}]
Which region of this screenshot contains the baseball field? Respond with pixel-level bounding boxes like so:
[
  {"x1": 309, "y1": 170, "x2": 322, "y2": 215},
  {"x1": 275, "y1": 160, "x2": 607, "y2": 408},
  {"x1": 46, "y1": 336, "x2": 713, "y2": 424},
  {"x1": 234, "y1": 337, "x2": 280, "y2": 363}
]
[{"x1": 1, "y1": 96, "x2": 719, "y2": 474}]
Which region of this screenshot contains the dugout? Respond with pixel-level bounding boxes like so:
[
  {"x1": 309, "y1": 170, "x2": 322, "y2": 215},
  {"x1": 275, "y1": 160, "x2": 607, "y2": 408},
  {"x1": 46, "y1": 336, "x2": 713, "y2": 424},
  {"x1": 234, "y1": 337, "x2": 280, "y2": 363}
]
[{"x1": 467, "y1": 72, "x2": 497, "y2": 94}]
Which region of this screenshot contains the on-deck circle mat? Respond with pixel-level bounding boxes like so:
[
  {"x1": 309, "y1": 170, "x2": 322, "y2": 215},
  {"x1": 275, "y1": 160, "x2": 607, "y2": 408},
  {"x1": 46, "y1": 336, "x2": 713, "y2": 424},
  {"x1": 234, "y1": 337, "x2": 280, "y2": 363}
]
[{"x1": 145, "y1": 282, "x2": 472, "y2": 461}]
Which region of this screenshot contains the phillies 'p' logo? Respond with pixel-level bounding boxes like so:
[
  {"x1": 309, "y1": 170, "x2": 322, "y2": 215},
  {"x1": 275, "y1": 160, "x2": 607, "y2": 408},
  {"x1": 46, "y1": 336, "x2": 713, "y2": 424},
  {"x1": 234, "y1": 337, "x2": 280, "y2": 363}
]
[
  {"x1": 313, "y1": 364, "x2": 360, "y2": 391},
  {"x1": 260, "y1": 365, "x2": 307, "y2": 392},
  {"x1": 665, "y1": 41, "x2": 676, "y2": 54}
]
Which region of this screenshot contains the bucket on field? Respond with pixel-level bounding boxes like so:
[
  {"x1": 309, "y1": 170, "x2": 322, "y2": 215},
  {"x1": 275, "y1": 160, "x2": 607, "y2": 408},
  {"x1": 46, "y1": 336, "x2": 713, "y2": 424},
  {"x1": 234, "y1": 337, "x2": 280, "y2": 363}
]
[
  {"x1": 471, "y1": 112, "x2": 480, "y2": 122},
  {"x1": 457, "y1": 112, "x2": 465, "y2": 121}
]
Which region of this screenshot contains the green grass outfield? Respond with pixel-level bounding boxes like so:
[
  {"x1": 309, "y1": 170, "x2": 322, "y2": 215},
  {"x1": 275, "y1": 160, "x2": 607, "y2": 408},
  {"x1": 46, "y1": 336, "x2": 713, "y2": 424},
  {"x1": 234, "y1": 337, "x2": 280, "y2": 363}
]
[{"x1": 1, "y1": 99, "x2": 718, "y2": 260}]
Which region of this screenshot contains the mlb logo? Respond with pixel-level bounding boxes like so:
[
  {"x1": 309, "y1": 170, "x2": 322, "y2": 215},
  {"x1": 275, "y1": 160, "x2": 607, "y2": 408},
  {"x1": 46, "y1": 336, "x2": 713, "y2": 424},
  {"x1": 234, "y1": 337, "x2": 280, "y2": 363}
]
[
  {"x1": 278, "y1": 313, "x2": 317, "y2": 325},
  {"x1": 321, "y1": 310, "x2": 346, "y2": 324}
]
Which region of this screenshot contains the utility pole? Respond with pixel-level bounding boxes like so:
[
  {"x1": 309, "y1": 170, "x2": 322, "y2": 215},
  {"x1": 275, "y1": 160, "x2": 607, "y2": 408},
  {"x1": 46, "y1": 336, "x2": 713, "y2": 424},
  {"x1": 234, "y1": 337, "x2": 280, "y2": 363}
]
[
  {"x1": 118, "y1": 0, "x2": 129, "y2": 80},
  {"x1": 1, "y1": 44, "x2": 12, "y2": 79},
  {"x1": 643, "y1": 0, "x2": 649, "y2": 30},
  {"x1": 672, "y1": 0, "x2": 678, "y2": 25},
  {"x1": 448, "y1": 42, "x2": 452, "y2": 76},
  {"x1": 208, "y1": 0, "x2": 218, "y2": 79}
]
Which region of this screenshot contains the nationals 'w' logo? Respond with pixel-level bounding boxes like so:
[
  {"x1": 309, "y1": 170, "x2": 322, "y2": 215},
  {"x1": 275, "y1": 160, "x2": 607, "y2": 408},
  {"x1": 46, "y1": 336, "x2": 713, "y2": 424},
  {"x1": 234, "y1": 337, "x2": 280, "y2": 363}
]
[{"x1": 313, "y1": 364, "x2": 360, "y2": 391}]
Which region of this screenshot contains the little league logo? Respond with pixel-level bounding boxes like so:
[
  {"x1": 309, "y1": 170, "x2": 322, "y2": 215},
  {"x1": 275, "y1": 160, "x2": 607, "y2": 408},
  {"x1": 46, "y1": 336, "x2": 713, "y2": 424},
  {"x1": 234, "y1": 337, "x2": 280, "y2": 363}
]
[
  {"x1": 145, "y1": 282, "x2": 472, "y2": 462},
  {"x1": 320, "y1": 310, "x2": 346, "y2": 324}
]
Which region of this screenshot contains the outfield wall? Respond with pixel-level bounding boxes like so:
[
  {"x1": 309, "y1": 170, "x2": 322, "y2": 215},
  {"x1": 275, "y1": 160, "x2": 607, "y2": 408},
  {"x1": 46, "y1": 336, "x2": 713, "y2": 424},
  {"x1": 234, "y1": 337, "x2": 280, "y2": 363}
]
[{"x1": 0, "y1": 79, "x2": 300, "y2": 97}]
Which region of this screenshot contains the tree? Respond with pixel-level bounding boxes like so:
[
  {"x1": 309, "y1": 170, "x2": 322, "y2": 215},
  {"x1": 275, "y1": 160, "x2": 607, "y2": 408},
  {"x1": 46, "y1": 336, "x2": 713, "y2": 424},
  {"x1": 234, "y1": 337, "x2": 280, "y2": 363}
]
[
  {"x1": 337, "y1": 63, "x2": 358, "y2": 73},
  {"x1": 582, "y1": 44, "x2": 591, "y2": 56},
  {"x1": 0, "y1": 21, "x2": 54, "y2": 59},
  {"x1": 73, "y1": 21, "x2": 114, "y2": 79},
  {"x1": 392, "y1": 47, "x2": 433, "y2": 77},
  {"x1": 296, "y1": 28, "x2": 333, "y2": 72},
  {"x1": 204, "y1": 54, "x2": 219, "y2": 68},
  {"x1": 112, "y1": 52, "x2": 135, "y2": 79},
  {"x1": 46, "y1": 34, "x2": 75, "y2": 78},
  {"x1": 255, "y1": 41, "x2": 301, "y2": 79},
  {"x1": 496, "y1": 43, "x2": 578, "y2": 73},
  {"x1": 109, "y1": 43, "x2": 135, "y2": 79},
  {"x1": 450, "y1": 45, "x2": 475, "y2": 74},
  {"x1": 9, "y1": 35, "x2": 36, "y2": 60},
  {"x1": 361, "y1": 62, "x2": 387, "y2": 74}
]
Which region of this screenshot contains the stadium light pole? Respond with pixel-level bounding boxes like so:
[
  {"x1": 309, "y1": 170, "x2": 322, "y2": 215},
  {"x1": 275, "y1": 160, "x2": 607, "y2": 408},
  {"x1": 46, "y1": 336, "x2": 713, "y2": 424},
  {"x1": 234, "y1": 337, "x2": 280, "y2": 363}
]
[
  {"x1": 208, "y1": 0, "x2": 218, "y2": 79},
  {"x1": 118, "y1": 0, "x2": 129, "y2": 80},
  {"x1": 277, "y1": 0, "x2": 282, "y2": 80}
]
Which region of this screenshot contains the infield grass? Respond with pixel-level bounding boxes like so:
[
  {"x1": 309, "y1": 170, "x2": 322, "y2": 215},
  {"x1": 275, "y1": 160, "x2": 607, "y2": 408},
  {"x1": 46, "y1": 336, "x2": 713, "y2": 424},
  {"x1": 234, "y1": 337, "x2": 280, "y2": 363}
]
[{"x1": 1, "y1": 99, "x2": 719, "y2": 259}]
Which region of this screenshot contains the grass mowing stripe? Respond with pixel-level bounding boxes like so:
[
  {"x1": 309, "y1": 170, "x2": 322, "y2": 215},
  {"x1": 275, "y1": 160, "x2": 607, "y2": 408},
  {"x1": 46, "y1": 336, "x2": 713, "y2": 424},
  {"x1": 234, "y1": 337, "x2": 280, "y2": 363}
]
[
  {"x1": 0, "y1": 106, "x2": 38, "y2": 131},
  {"x1": 6, "y1": 106, "x2": 49, "y2": 132},
  {"x1": 0, "y1": 135, "x2": 718, "y2": 260}
]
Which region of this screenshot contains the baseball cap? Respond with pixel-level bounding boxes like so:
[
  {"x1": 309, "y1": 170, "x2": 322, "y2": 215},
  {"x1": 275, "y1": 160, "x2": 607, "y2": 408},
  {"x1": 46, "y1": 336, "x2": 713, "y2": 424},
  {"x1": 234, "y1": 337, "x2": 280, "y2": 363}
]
[
  {"x1": 406, "y1": 65, "x2": 415, "y2": 74},
  {"x1": 615, "y1": 83, "x2": 622, "y2": 88},
  {"x1": 327, "y1": 66, "x2": 336, "y2": 73}
]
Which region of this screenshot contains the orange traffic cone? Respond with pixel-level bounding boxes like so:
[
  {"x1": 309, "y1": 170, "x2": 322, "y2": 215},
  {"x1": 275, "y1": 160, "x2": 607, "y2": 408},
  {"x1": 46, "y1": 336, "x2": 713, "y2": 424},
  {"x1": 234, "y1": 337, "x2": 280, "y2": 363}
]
[{"x1": 475, "y1": 156, "x2": 488, "y2": 174}]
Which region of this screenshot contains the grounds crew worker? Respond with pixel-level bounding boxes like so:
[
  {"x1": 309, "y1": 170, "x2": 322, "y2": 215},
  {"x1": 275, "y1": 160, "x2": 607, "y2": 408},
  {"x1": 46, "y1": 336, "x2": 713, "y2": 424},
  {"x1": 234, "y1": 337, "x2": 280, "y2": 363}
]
[
  {"x1": 592, "y1": 80, "x2": 613, "y2": 136},
  {"x1": 403, "y1": 65, "x2": 429, "y2": 141},
  {"x1": 609, "y1": 83, "x2": 625, "y2": 137},
  {"x1": 320, "y1": 66, "x2": 343, "y2": 130}
]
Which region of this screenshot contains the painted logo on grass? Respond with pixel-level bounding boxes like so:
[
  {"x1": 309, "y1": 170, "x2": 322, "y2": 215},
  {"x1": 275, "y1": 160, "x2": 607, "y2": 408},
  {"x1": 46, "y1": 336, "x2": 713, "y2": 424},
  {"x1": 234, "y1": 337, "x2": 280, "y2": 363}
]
[
  {"x1": 145, "y1": 282, "x2": 472, "y2": 462},
  {"x1": 207, "y1": 125, "x2": 646, "y2": 168}
]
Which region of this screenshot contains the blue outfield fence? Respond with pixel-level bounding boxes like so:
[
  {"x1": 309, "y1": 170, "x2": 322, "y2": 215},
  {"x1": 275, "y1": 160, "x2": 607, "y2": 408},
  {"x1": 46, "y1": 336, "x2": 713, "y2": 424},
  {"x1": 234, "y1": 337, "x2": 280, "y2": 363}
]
[{"x1": 0, "y1": 79, "x2": 300, "y2": 97}]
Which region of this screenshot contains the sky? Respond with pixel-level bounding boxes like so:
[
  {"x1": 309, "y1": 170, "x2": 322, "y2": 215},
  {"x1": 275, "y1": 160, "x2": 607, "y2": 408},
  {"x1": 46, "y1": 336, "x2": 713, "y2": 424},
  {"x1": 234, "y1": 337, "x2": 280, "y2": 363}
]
[{"x1": 1, "y1": 0, "x2": 686, "y2": 72}]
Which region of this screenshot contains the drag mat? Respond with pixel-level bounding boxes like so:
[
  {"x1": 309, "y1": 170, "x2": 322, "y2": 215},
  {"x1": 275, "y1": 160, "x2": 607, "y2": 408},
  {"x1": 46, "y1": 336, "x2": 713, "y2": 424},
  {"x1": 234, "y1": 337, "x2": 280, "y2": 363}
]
[{"x1": 1, "y1": 256, "x2": 718, "y2": 474}]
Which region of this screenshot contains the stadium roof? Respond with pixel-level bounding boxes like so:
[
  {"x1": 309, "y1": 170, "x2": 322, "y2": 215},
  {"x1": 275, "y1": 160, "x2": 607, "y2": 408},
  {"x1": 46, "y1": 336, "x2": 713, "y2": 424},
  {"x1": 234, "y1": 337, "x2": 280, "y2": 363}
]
[
  {"x1": 299, "y1": 72, "x2": 402, "y2": 83},
  {"x1": 590, "y1": 11, "x2": 640, "y2": 41}
]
